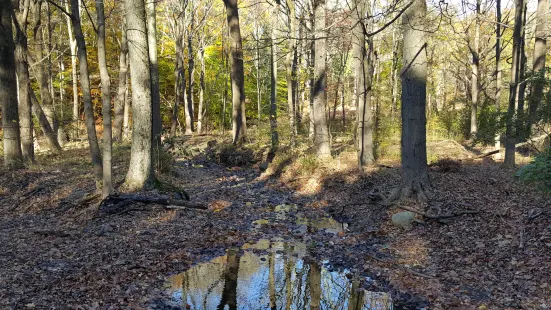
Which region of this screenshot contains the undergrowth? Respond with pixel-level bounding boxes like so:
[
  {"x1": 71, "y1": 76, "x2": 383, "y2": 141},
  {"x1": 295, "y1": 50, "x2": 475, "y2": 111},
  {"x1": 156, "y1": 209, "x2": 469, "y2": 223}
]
[{"x1": 516, "y1": 147, "x2": 551, "y2": 191}]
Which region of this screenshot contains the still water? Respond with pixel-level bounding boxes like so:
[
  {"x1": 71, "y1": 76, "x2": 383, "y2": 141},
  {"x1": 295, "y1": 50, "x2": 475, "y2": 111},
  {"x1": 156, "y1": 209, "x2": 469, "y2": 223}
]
[{"x1": 165, "y1": 239, "x2": 393, "y2": 310}]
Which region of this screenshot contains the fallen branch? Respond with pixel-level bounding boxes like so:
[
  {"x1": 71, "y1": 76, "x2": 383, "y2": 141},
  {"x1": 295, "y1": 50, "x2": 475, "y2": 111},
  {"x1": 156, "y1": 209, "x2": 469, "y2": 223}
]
[{"x1": 476, "y1": 134, "x2": 549, "y2": 159}]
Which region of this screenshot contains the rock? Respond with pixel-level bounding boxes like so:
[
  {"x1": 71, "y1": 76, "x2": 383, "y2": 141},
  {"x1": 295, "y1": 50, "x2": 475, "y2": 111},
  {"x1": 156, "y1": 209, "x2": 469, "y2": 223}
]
[
  {"x1": 391, "y1": 211, "x2": 416, "y2": 228},
  {"x1": 259, "y1": 162, "x2": 269, "y2": 171}
]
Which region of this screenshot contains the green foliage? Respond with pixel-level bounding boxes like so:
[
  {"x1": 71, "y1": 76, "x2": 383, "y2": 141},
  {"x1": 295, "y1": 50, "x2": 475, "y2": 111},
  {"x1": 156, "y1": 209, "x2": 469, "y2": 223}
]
[
  {"x1": 297, "y1": 155, "x2": 319, "y2": 175},
  {"x1": 475, "y1": 104, "x2": 504, "y2": 145},
  {"x1": 516, "y1": 147, "x2": 551, "y2": 191}
]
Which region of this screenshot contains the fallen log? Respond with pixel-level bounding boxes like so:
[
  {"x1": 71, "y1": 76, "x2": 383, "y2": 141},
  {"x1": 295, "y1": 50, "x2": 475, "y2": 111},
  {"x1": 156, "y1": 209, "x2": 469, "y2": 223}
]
[{"x1": 476, "y1": 134, "x2": 549, "y2": 159}]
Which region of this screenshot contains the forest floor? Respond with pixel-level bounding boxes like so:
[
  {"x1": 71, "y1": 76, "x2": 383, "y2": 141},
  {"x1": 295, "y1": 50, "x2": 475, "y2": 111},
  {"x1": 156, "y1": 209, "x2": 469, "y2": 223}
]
[{"x1": 0, "y1": 135, "x2": 550, "y2": 309}]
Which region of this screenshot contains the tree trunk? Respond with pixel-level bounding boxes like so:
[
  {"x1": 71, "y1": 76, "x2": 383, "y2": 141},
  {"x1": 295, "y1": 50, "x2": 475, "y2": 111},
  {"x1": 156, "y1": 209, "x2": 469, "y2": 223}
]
[
  {"x1": 123, "y1": 70, "x2": 131, "y2": 140},
  {"x1": 312, "y1": 0, "x2": 331, "y2": 158},
  {"x1": 353, "y1": 0, "x2": 375, "y2": 169},
  {"x1": 270, "y1": 9, "x2": 279, "y2": 153},
  {"x1": 29, "y1": 89, "x2": 62, "y2": 154},
  {"x1": 124, "y1": 0, "x2": 154, "y2": 189},
  {"x1": 13, "y1": 0, "x2": 34, "y2": 162},
  {"x1": 286, "y1": 0, "x2": 297, "y2": 147},
  {"x1": 470, "y1": 0, "x2": 480, "y2": 138},
  {"x1": 171, "y1": 16, "x2": 184, "y2": 137},
  {"x1": 393, "y1": 0, "x2": 430, "y2": 201},
  {"x1": 197, "y1": 39, "x2": 206, "y2": 134},
  {"x1": 96, "y1": 0, "x2": 113, "y2": 198},
  {"x1": 64, "y1": 0, "x2": 79, "y2": 138},
  {"x1": 504, "y1": 0, "x2": 524, "y2": 167},
  {"x1": 223, "y1": 0, "x2": 247, "y2": 144},
  {"x1": 526, "y1": 0, "x2": 548, "y2": 134},
  {"x1": 494, "y1": 0, "x2": 502, "y2": 158},
  {"x1": 390, "y1": 22, "x2": 399, "y2": 120},
  {"x1": 186, "y1": 2, "x2": 195, "y2": 135},
  {"x1": 1, "y1": 0, "x2": 23, "y2": 168},
  {"x1": 113, "y1": 16, "x2": 128, "y2": 142},
  {"x1": 33, "y1": 1, "x2": 58, "y2": 139},
  {"x1": 70, "y1": 0, "x2": 103, "y2": 181},
  {"x1": 147, "y1": 0, "x2": 161, "y2": 159}
]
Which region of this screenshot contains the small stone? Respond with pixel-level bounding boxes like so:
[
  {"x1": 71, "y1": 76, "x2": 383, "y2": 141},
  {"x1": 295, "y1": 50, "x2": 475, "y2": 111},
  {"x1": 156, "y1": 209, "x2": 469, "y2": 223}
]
[
  {"x1": 259, "y1": 162, "x2": 269, "y2": 171},
  {"x1": 391, "y1": 211, "x2": 416, "y2": 228}
]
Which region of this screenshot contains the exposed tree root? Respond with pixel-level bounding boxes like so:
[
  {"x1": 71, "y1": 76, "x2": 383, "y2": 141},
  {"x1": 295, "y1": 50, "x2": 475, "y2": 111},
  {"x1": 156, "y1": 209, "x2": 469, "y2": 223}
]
[{"x1": 386, "y1": 177, "x2": 432, "y2": 203}]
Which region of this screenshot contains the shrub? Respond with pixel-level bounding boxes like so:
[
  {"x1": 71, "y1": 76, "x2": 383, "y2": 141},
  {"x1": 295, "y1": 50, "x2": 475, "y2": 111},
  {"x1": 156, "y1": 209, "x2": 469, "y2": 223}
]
[{"x1": 516, "y1": 147, "x2": 551, "y2": 191}]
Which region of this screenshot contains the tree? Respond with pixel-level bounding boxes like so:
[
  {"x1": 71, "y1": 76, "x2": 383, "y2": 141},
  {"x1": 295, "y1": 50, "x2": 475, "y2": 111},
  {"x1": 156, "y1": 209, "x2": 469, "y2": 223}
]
[
  {"x1": 526, "y1": 0, "x2": 548, "y2": 133},
  {"x1": 1, "y1": 0, "x2": 23, "y2": 168},
  {"x1": 223, "y1": 0, "x2": 247, "y2": 144},
  {"x1": 185, "y1": 0, "x2": 195, "y2": 135},
  {"x1": 124, "y1": 0, "x2": 154, "y2": 189},
  {"x1": 469, "y1": 0, "x2": 481, "y2": 138},
  {"x1": 504, "y1": 0, "x2": 525, "y2": 167},
  {"x1": 96, "y1": 0, "x2": 113, "y2": 197},
  {"x1": 147, "y1": 0, "x2": 161, "y2": 158},
  {"x1": 392, "y1": 0, "x2": 430, "y2": 201},
  {"x1": 63, "y1": 0, "x2": 79, "y2": 139},
  {"x1": 13, "y1": 0, "x2": 34, "y2": 162},
  {"x1": 286, "y1": 0, "x2": 297, "y2": 147},
  {"x1": 113, "y1": 15, "x2": 128, "y2": 142},
  {"x1": 70, "y1": 0, "x2": 103, "y2": 181},
  {"x1": 353, "y1": 0, "x2": 375, "y2": 169},
  {"x1": 270, "y1": 4, "x2": 279, "y2": 153},
  {"x1": 312, "y1": 0, "x2": 331, "y2": 158}
]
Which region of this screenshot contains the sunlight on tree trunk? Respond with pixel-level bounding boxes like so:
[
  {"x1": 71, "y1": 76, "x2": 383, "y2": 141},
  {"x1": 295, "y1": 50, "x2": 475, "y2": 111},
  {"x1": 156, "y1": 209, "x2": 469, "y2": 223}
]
[{"x1": 114, "y1": 16, "x2": 128, "y2": 143}]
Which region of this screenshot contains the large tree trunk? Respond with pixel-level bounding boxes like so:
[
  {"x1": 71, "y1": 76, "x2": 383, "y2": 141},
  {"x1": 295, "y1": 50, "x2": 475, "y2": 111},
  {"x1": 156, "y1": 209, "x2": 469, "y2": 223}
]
[
  {"x1": 390, "y1": 22, "x2": 399, "y2": 120},
  {"x1": 96, "y1": 0, "x2": 113, "y2": 198},
  {"x1": 146, "y1": 0, "x2": 161, "y2": 160},
  {"x1": 312, "y1": 0, "x2": 331, "y2": 158},
  {"x1": 124, "y1": 0, "x2": 154, "y2": 190},
  {"x1": 1, "y1": 0, "x2": 23, "y2": 168},
  {"x1": 223, "y1": 0, "x2": 247, "y2": 144},
  {"x1": 113, "y1": 16, "x2": 128, "y2": 142},
  {"x1": 526, "y1": 0, "x2": 548, "y2": 133},
  {"x1": 286, "y1": 0, "x2": 297, "y2": 147},
  {"x1": 353, "y1": 0, "x2": 375, "y2": 169},
  {"x1": 504, "y1": 0, "x2": 525, "y2": 167},
  {"x1": 13, "y1": 0, "x2": 34, "y2": 162},
  {"x1": 70, "y1": 0, "x2": 103, "y2": 181},
  {"x1": 470, "y1": 0, "x2": 480, "y2": 138},
  {"x1": 392, "y1": 0, "x2": 430, "y2": 201},
  {"x1": 171, "y1": 15, "x2": 185, "y2": 138},
  {"x1": 123, "y1": 71, "x2": 131, "y2": 140}
]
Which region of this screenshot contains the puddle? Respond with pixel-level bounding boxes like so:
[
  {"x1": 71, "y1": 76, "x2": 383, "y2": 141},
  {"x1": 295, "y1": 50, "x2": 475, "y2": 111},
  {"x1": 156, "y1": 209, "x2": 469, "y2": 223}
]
[
  {"x1": 165, "y1": 239, "x2": 393, "y2": 309},
  {"x1": 253, "y1": 204, "x2": 349, "y2": 235}
]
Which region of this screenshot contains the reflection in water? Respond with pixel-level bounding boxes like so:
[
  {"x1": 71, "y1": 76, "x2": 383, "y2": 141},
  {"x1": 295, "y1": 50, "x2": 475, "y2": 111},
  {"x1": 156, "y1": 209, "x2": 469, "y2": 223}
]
[{"x1": 166, "y1": 240, "x2": 393, "y2": 310}]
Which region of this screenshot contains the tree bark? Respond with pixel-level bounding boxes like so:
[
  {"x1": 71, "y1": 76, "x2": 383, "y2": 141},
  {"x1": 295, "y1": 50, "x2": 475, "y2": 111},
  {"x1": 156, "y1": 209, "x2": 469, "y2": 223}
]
[
  {"x1": 64, "y1": 0, "x2": 79, "y2": 138},
  {"x1": 185, "y1": 1, "x2": 195, "y2": 135},
  {"x1": 270, "y1": 8, "x2": 279, "y2": 153},
  {"x1": 286, "y1": 0, "x2": 297, "y2": 147},
  {"x1": 29, "y1": 89, "x2": 62, "y2": 154},
  {"x1": 393, "y1": 0, "x2": 430, "y2": 201},
  {"x1": 32, "y1": 1, "x2": 58, "y2": 139},
  {"x1": 123, "y1": 69, "x2": 131, "y2": 140},
  {"x1": 13, "y1": 0, "x2": 34, "y2": 162},
  {"x1": 96, "y1": 0, "x2": 113, "y2": 198},
  {"x1": 70, "y1": 0, "x2": 103, "y2": 181},
  {"x1": 494, "y1": 0, "x2": 502, "y2": 158},
  {"x1": 390, "y1": 22, "x2": 399, "y2": 120},
  {"x1": 353, "y1": 0, "x2": 375, "y2": 169},
  {"x1": 1, "y1": 0, "x2": 23, "y2": 168},
  {"x1": 312, "y1": 0, "x2": 331, "y2": 158},
  {"x1": 113, "y1": 16, "x2": 128, "y2": 142},
  {"x1": 526, "y1": 0, "x2": 548, "y2": 133},
  {"x1": 223, "y1": 0, "x2": 247, "y2": 144},
  {"x1": 504, "y1": 0, "x2": 525, "y2": 167},
  {"x1": 197, "y1": 39, "x2": 206, "y2": 134},
  {"x1": 146, "y1": 0, "x2": 161, "y2": 159},
  {"x1": 470, "y1": 0, "x2": 480, "y2": 138},
  {"x1": 124, "y1": 0, "x2": 154, "y2": 190}
]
